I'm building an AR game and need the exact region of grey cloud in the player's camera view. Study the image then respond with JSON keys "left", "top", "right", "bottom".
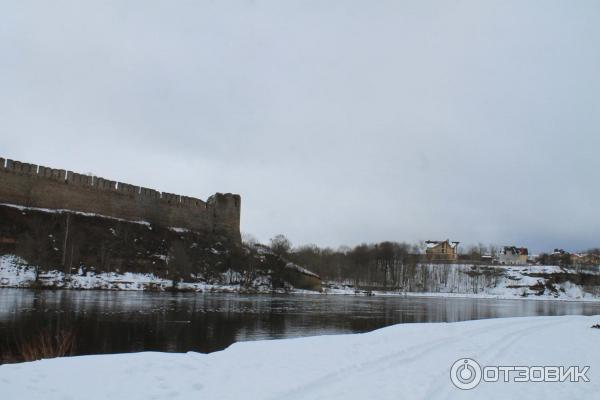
{"left": 1, "top": 1, "right": 599, "bottom": 252}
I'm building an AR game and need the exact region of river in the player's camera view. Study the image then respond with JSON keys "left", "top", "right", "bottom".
{"left": 1, "top": 289, "right": 600, "bottom": 363}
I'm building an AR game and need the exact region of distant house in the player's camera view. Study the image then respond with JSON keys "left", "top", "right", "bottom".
{"left": 570, "top": 253, "right": 581, "bottom": 265}
{"left": 570, "top": 253, "right": 600, "bottom": 266}
{"left": 425, "top": 240, "right": 459, "bottom": 261}
{"left": 480, "top": 254, "right": 494, "bottom": 263}
{"left": 537, "top": 249, "right": 572, "bottom": 266}
{"left": 498, "top": 246, "right": 528, "bottom": 265}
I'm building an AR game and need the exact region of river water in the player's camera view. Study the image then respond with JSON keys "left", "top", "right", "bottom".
{"left": 1, "top": 289, "right": 600, "bottom": 362}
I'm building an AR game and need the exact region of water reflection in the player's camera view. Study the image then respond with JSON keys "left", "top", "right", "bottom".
{"left": 1, "top": 289, "right": 599, "bottom": 363}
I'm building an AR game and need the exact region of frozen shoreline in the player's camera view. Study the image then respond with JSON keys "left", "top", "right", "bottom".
{"left": 2, "top": 315, "right": 599, "bottom": 400}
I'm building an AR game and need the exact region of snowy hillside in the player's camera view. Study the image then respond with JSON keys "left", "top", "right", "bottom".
{"left": 1, "top": 315, "right": 599, "bottom": 400}
{"left": 324, "top": 263, "right": 600, "bottom": 301}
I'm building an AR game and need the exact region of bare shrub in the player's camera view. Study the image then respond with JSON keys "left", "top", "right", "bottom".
{"left": 18, "top": 330, "right": 76, "bottom": 361}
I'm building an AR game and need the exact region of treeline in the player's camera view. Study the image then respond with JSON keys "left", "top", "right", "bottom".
{"left": 245, "top": 234, "right": 600, "bottom": 289}
{"left": 252, "top": 234, "right": 422, "bottom": 288}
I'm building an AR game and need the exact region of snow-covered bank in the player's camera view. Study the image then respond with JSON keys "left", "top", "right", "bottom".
{"left": 3, "top": 254, "right": 600, "bottom": 300}
{"left": 2, "top": 315, "right": 599, "bottom": 400}
{"left": 0, "top": 255, "right": 272, "bottom": 293}
{"left": 324, "top": 263, "right": 600, "bottom": 301}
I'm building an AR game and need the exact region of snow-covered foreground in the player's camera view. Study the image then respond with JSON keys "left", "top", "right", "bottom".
{"left": 2, "top": 315, "right": 599, "bottom": 400}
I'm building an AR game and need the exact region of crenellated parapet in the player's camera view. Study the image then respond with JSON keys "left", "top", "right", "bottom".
{"left": 0, "top": 157, "right": 240, "bottom": 241}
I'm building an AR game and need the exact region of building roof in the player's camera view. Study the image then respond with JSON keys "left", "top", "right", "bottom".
{"left": 502, "top": 246, "right": 528, "bottom": 256}
{"left": 425, "top": 240, "right": 459, "bottom": 249}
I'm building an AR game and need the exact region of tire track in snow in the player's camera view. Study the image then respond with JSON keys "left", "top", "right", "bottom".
{"left": 422, "top": 317, "right": 568, "bottom": 400}
{"left": 266, "top": 318, "right": 558, "bottom": 400}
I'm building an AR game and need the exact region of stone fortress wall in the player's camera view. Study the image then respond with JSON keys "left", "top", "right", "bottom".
{"left": 0, "top": 157, "right": 241, "bottom": 241}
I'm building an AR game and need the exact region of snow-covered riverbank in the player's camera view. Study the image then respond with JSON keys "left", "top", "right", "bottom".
{"left": 1, "top": 315, "right": 599, "bottom": 400}
{"left": 324, "top": 263, "right": 600, "bottom": 301}
{"left": 0, "top": 255, "right": 273, "bottom": 293}
{"left": 2, "top": 254, "right": 600, "bottom": 301}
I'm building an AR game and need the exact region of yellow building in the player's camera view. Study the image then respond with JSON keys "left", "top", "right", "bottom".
{"left": 425, "top": 240, "right": 459, "bottom": 261}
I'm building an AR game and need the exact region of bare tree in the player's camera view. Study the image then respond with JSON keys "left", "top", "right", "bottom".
{"left": 269, "top": 234, "right": 292, "bottom": 257}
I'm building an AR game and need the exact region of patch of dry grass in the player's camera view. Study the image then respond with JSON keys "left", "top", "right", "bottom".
{"left": 18, "top": 330, "right": 76, "bottom": 361}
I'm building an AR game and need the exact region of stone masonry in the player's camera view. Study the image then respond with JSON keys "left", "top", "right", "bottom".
{"left": 0, "top": 157, "right": 241, "bottom": 242}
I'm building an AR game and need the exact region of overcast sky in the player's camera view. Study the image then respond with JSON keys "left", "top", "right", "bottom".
{"left": 1, "top": 1, "right": 599, "bottom": 252}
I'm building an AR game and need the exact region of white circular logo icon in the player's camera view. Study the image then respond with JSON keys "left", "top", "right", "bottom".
{"left": 450, "top": 358, "right": 482, "bottom": 390}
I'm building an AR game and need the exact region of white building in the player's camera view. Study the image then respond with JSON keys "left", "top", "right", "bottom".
{"left": 497, "top": 246, "right": 528, "bottom": 265}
